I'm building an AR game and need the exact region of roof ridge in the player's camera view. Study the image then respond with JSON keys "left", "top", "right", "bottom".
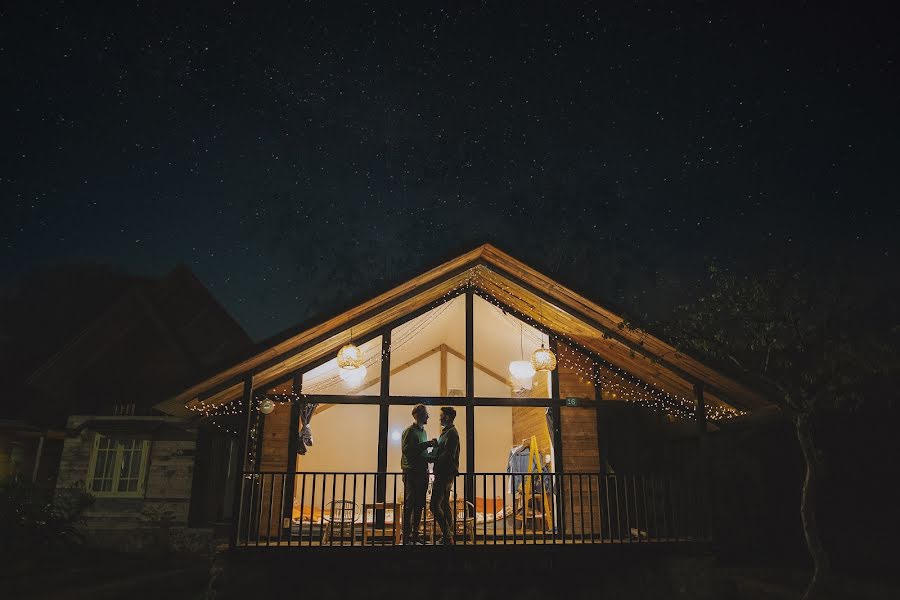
{"left": 158, "top": 243, "right": 770, "bottom": 416}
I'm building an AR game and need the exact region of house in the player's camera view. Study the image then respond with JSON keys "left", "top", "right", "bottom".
{"left": 25, "top": 265, "right": 252, "bottom": 550}
{"left": 148, "top": 244, "right": 773, "bottom": 548}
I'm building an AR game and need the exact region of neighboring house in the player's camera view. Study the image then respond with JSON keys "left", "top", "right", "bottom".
{"left": 0, "top": 419, "right": 66, "bottom": 485}
{"left": 154, "top": 244, "right": 776, "bottom": 549}
{"left": 27, "top": 265, "right": 252, "bottom": 550}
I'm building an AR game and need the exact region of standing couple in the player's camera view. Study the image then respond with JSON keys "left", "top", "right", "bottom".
{"left": 400, "top": 404, "right": 460, "bottom": 545}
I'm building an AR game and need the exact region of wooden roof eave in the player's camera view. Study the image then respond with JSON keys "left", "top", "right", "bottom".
{"left": 471, "top": 274, "right": 748, "bottom": 412}
{"left": 476, "top": 246, "right": 769, "bottom": 410}
{"left": 156, "top": 257, "right": 483, "bottom": 414}
{"left": 158, "top": 243, "right": 770, "bottom": 416}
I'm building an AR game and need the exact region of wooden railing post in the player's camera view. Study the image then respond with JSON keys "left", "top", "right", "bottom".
{"left": 230, "top": 375, "right": 254, "bottom": 548}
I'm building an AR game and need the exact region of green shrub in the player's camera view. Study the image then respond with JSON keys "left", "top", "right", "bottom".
{"left": 0, "top": 476, "right": 94, "bottom": 555}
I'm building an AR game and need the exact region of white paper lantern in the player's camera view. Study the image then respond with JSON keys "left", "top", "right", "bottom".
{"left": 259, "top": 399, "right": 275, "bottom": 415}
{"left": 509, "top": 360, "right": 537, "bottom": 380}
{"left": 339, "top": 364, "right": 367, "bottom": 388}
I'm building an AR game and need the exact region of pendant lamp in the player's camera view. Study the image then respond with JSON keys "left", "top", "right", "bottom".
{"left": 509, "top": 322, "right": 536, "bottom": 391}
{"left": 339, "top": 364, "right": 368, "bottom": 388}
{"left": 531, "top": 300, "right": 557, "bottom": 372}
{"left": 336, "top": 343, "right": 364, "bottom": 369}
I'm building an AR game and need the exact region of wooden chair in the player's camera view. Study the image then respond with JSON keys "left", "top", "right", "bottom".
{"left": 421, "top": 499, "right": 475, "bottom": 543}
{"left": 453, "top": 499, "right": 476, "bottom": 543}
{"left": 361, "top": 502, "right": 402, "bottom": 546}
{"left": 322, "top": 500, "right": 360, "bottom": 544}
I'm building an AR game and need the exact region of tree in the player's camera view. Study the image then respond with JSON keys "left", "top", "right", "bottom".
{"left": 662, "top": 263, "right": 898, "bottom": 600}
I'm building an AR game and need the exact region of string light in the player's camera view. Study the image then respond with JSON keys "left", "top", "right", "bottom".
{"left": 186, "top": 265, "right": 745, "bottom": 422}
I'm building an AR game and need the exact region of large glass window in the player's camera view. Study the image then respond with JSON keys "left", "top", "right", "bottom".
{"left": 473, "top": 406, "right": 554, "bottom": 530}
{"left": 301, "top": 335, "right": 383, "bottom": 396}
{"left": 387, "top": 403, "right": 467, "bottom": 499}
{"left": 473, "top": 295, "right": 551, "bottom": 398}
{"left": 88, "top": 436, "right": 150, "bottom": 496}
{"left": 292, "top": 404, "right": 380, "bottom": 520}
{"left": 389, "top": 296, "right": 466, "bottom": 397}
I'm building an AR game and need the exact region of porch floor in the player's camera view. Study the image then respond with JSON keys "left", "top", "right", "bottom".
{"left": 238, "top": 532, "right": 701, "bottom": 548}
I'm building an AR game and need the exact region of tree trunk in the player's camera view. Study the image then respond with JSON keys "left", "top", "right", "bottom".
{"left": 796, "top": 413, "right": 830, "bottom": 600}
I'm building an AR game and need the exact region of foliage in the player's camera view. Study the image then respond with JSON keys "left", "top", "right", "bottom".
{"left": 140, "top": 504, "right": 180, "bottom": 555}
{"left": 661, "top": 262, "right": 899, "bottom": 599}
{"left": 0, "top": 476, "right": 94, "bottom": 555}
{"left": 665, "top": 263, "right": 897, "bottom": 417}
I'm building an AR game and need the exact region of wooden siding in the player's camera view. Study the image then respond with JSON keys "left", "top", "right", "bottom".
{"left": 556, "top": 343, "right": 601, "bottom": 534}
{"left": 511, "top": 406, "right": 552, "bottom": 458}
{"left": 55, "top": 416, "right": 199, "bottom": 550}
{"left": 258, "top": 403, "right": 291, "bottom": 536}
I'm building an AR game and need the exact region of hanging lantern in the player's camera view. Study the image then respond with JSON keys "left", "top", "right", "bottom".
{"left": 336, "top": 343, "right": 364, "bottom": 369}
{"left": 531, "top": 344, "right": 557, "bottom": 372}
{"left": 259, "top": 399, "right": 276, "bottom": 415}
{"left": 531, "top": 301, "right": 557, "bottom": 372}
{"left": 339, "top": 364, "right": 368, "bottom": 388}
{"left": 509, "top": 360, "right": 536, "bottom": 380}
{"left": 509, "top": 360, "right": 535, "bottom": 392}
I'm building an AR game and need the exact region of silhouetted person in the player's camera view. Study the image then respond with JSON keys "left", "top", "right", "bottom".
{"left": 401, "top": 404, "right": 434, "bottom": 545}
{"left": 429, "top": 406, "right": 460, "bottom": 545}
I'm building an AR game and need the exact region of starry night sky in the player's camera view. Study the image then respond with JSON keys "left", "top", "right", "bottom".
{"left": 1, "top": 3, "right": 897, "bottom": 340}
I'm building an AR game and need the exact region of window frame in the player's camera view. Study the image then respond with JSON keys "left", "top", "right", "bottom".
{"left": 86, "top": 434, "right": 151, "bottom": 498}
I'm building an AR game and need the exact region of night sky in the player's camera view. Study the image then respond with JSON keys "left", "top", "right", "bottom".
{"left": 2, "top": 3, "right": 897, "bottom": 340}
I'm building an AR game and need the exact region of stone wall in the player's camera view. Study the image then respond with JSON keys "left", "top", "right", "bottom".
{"left": 56, "top": 415, "right": 211, "bottom": 552}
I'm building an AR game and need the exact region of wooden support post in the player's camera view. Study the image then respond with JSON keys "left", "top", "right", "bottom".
{"left": 230, "top": 375, "right": 254, "bottom": 548}
{"left": 284, "top": 373, "right": 301, "bottom": 519}
{"left": 549, "top": 335, "right": 565, "bottom": 536}
{"left": 549, "top": 336, "right": 563, "bottom": 472}
{"left": 694, "top": 382, "right": 711, "bottom": 539}
{"left": 694, "top": 382, "right": 707, "bottom": 436}
{"left": 465, "top": 289, "right": 475, "bottom": 506}
{"left": 593, "top": 364, "right": 607, "bottom": 474}
{"left": 376, "top": 333, "right": 391, "bottom": 505}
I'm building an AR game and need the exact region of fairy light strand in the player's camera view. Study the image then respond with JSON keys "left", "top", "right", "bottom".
{"left": 189, "top": 266, "right": 744, "bottom": 422}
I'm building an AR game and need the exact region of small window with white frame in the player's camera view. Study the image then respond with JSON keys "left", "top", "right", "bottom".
{"left": 88, "top": 435, "right": 150, "bottom": 497}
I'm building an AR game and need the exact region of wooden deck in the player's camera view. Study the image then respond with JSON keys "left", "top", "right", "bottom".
{"left": 237, "top": 537, "right": 699, "bottom": 548}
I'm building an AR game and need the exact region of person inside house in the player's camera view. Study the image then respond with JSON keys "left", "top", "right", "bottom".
{"left": 428, "top": 406, "right": 460, "bottom": 546}
{"left": 401, "top": 403, "right": 434, "bottom": 545}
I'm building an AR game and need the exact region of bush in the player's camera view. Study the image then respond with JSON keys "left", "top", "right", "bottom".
{"left": 0, "top": 476, "right": 94, "bottom": 555}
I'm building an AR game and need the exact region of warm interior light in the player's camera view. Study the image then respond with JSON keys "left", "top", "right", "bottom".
{"left": 259, "top": 399, "right": 275, "bottom": 415}
{"left": 531, "top": 345, "right": 557, "bottom": 372}
{"left": 336, "top": 343, "right": 364, "bottom": 369}
{"left": 509, "top": 360, "right": 536, "bottom": 380}
{"left": 339, "top": 364, "right": 367, "bottom": 388}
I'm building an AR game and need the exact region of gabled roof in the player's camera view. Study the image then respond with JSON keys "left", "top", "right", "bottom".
{"left": 27, "top": 265, "right": 252, "bottom": 420}
{"left": 156, "top": 244, "right": 770, "bottom": 416}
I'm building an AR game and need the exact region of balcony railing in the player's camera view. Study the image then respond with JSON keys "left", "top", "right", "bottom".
{"left": 235, "top": 471, "right": 709, "bottom": 548}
